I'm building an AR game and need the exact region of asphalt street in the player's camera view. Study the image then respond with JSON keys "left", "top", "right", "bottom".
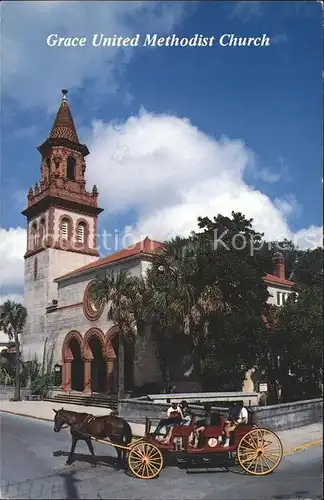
{"left": 1, "top": 413, "right": 323, "bottom": 499}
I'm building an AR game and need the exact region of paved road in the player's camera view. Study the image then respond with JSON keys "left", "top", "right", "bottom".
{"left": 1, "top": 413, "right": 322, "bottom": 499}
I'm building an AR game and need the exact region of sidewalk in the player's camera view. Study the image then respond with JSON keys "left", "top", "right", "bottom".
{"left": 0, "top": 399, "right": 149, "bottom": 437}
{"left": 0, "top": 399, "right": 322, "bottom": 455}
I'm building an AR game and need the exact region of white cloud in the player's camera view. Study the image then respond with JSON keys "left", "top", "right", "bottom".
{"left": 2, "top": 1, "right": 188, "bottom": 111}
{"left": 0, "top": 294, "right": 24, "bottom": 306}
{"left": 0, "top": 227, "right": 26, "bottom": 292}
{"left": 274, "top": 194, "right": 302, "bottom": 219}
{"left": 0, "top": 113, "right": 322, "bottom": 296}
{"left": 294, "top": 225, "right": 323, "bottom": 250}
{"left": 86, "top": 110, "right": 322, "bottom": 247}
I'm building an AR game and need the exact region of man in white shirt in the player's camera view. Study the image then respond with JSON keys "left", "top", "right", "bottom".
{"left": 167, "top": 402, "right": 180, "bottom": 417}
{"left": 223, "top": 404, "right": 248, "bottom": 448}
{"left": 153, "top": 402, "right": 181, "bottom": 437}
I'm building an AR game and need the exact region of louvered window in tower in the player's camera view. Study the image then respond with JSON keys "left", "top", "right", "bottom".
{"left": 77, "top": 223, "right": 85, "bottom": 243}
{"left": 61, "top": 220, "right": 68, "bottom": 241}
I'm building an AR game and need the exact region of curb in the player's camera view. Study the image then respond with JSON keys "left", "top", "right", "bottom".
{"left": 0, "top": 409, "right": 53, "bottom": 424}
{"left": 0, "top": 409, "right": 144, "bottom": 439}
{"left": 1, "top": 410, "right": 322, "bottom": 455}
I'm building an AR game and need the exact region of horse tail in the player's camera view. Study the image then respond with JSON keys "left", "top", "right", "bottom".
{"left": 123, "top": 420, "right": 133, "bottom": 445}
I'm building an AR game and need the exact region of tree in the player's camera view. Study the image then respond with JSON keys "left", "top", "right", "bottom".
{"left": 0, "top": 300, "right": 27, "bottom": 401}
{"left": 90, "top": 271, "right": 145, "bottom": 400}
{"left": 275, "top": 286, "right": 323, "bottom": 401}
{"left": 146, "top": 212, "right": 271, "bottom": 390}
{"left": 145, "top": 238, "right": 227, "bottom": 385}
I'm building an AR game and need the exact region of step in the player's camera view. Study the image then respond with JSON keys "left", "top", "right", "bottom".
{"left": 44, "top": 393, "right": 118, "bottom": 410}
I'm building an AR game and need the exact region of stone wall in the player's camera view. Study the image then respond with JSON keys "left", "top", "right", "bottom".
{"left": 118, "top": 399, "right": 206, "bottom": 424}
{"left": 118, "top": 397, "right": 323, "bottom": 430}
{"left": 0, "top": 385, "right": 31, "bottom": 401}
{"left": 252, "top": 398, "right": 323, "bottom": 431}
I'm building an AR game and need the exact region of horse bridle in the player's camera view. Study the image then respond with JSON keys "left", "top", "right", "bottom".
{"left": 56, "top": 411, "right": 95, "bottom": 429}
{"left": 56, "top": 411, "right": 69, "bottom": 429}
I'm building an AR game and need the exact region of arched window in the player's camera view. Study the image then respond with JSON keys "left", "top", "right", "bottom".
{"left": 31, "top": 223, "right": 37, "bottom": 249}
{"left": 34, "top": 257, "right": 38, "bottom": 280}
{"left": 61, "top": 219, "right": 69, "bottom": 241}
{"left": 77, "top": 222, "right": 86, "bottom": 244}
{"left": 67, "top": 156, "right": 76, "bottom": 180}
{"left": 39, "top": 218, "right": 46, "bottom": 246}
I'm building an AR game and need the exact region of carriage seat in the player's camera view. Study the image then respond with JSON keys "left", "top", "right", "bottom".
{"left": 171, "top": 414, "right": 196, "bottom": 438}
{"left": 201, "top": 424, "right": 224, "bottom": 439}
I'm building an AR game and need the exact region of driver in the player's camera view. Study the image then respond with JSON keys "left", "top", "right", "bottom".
{"left": 191, "top": 403, "right": 212, "bottom": 448}
{"left": 223, "top": 403, "right": 248, "bottom": 448}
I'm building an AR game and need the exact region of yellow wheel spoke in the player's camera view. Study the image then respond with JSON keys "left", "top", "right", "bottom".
{"left": 245, "top": 435, "right": 258, "bottom": 449}
{"left": 241, "top": 453, "right": 258, "bottom": 464}
{"left": 128, "top": 443, "right": 163, "bottom": 479}
{"left": 262, "top": 452, "right": 279, "bottom": 465}
{"left": 131, "top": 451, "right": 144, "bottom": 460}
{"left": 147, "top": 462, "right": 157, "bottom": 475}
{"left": 239, "top": 444, "right": 255, "bottom": 452}
{"left": 246, "top": 458, "right": 257, "bottom": 471}
{"left": 260, "top": 454, "right": 272, "bottom": 471}
{"left": 237, "top": 428, "right": 283, "bottom": 476}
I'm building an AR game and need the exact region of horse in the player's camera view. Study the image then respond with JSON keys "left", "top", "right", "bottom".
{"left": 53, "top": 408, "right": 132, "bottom": 469}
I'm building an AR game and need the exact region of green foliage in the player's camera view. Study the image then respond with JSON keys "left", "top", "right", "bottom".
{"left": 90, "top": 270, "right": 146, "bottom": 399}
{"left": 22, "top": 356, "right": 41, "bottom": 384}
{"left": 84, "top": 211, "right": 322, "bottom": 400}
{"left": 0, "top": 300, "right": 27, "bottom": 342}
{"left": 0, "top": 367, "right": 14, "bottom": 385}
{"left": 146, "top": 211, "right": 270, "bottom": 389}
{"left": 0, "top": 300, "right": 27, "bottom": 401}
{"left": 31, "top": 372, "right": 55, "bottom": 396}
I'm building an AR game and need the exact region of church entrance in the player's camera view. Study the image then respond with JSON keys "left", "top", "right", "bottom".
{"left": 111, "top": 336, "right": 133, "bottom": 392}
{"left": 70, "top": 338, "right": 84, "bottom": 391}
{"left": 89, "top": 337, "right": 107, "bottom": 393}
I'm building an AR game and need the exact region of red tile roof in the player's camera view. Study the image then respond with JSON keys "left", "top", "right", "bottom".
{"left": 56, "top": 237, "right": 164, "bottom": 281}
{"left": 56, "top": 237, "right": 295, "bottom": 289}
{"left": 263, "top": 273, "right": 295, "bottom": 288}
{"left": 49, "top": 93, "right": 79, "bottom": 143}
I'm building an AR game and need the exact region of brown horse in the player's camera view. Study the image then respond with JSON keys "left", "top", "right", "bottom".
{"left": 53, "top": 408, "right": 132, "bottom": 468}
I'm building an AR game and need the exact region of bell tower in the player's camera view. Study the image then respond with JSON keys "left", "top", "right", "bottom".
{"left": 21, "top": 90, "right": 103, "bottom": 361}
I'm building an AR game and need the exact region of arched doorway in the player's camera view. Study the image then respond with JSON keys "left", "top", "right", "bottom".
{"left": 89, "top": 336, "right": 107, "bottom": 393}
{"left": 111, "top": 335, "right": 134, "bottom": 392}
{"left": 62, "top": 331, "right": 84, "bottom": 392}
{"left": 70, "top": 338, "right": 84, "bottom": 391}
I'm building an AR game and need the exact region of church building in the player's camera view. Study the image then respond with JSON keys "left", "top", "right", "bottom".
{"left": 21, "top": 90, "right": 295, "bottom": 395}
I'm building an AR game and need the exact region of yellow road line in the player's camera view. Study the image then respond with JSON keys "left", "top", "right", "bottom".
{"left": 284, "top": 438, "right": 323, "bottom": 456}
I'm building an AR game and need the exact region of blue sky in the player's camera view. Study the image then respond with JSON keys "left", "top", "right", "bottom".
{"left": 1, "top": 0, "right": 323, "bottom": 301}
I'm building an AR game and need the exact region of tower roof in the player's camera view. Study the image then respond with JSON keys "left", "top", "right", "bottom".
{"left": 38, "top": 89, "right": 89, "bottom": 156}
{"left": 49, "top": 89, "right": 79, "bottom": 143}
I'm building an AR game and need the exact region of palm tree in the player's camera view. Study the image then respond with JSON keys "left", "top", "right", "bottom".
{"left": 146, "top": 239, "right": 228, "bottom": 378}
{"left": 0, "top": 300, "right": 27, "bottom": 401}
{"left": 91, "top": 271, "right": 144, "bottom": 400}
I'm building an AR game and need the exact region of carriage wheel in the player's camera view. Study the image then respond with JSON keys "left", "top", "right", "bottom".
{"left": 128, "top": 442, "right": 163, "bottom": 479}
{"left": 237, "top": 428, "right": 283, "bottom": 476}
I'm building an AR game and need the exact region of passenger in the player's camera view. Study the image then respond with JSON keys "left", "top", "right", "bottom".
{"left": 152, "top": 402, "right": 181, "bottom": 438}
{"left": 191, "top": 403, "right": 212, "bottom": 448}
{"left": 222, "top": 403, "right": 248, "bottom": 448}
{"left": 161, "top": 400, "right": 192, "bottom": 445}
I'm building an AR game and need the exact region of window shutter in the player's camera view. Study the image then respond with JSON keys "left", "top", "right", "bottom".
{"left": 61, "top": 220, "right": 68, "bottom": 240}
{"left": 77, "top": 224, "right": 84, "bottom": 243}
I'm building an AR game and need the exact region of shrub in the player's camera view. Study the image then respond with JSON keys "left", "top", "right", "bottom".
{"left": 31, "top": 372, "right": 55, "bottom": 397}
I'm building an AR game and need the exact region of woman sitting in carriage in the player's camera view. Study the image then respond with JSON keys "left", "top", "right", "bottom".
{"left": 152, "top": 402, "right": 182, "bottom": 439}
{"left": 159, "top": 400, "right": 192, "bottom": 445}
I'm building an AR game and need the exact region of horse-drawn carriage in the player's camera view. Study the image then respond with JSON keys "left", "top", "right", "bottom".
{"left": 127, "top": 413, "right": 283, "bottom": 479}
{"left": 53, "top": 407, "right": 283, "bottom": 480}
